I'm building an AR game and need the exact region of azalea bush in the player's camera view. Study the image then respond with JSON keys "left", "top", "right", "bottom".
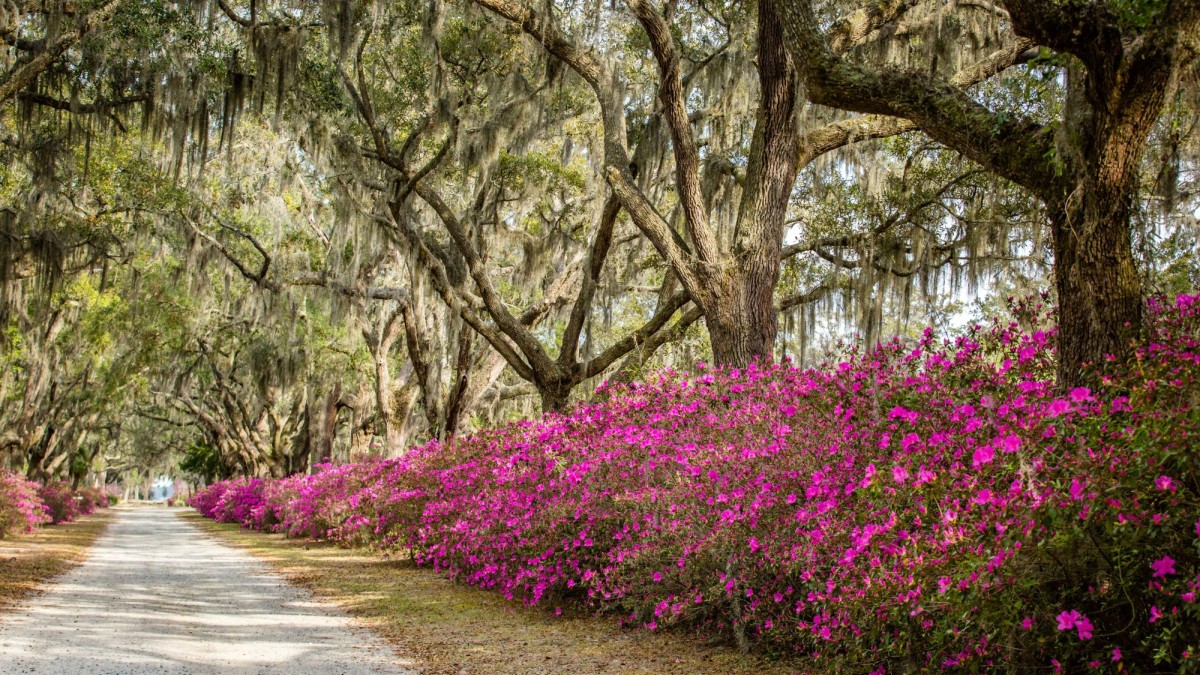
{"left": 38, "top": 481, "right": 81, "bottom": 524}
{"left": 262, "top": 463, "right": 383, "bottom": 540}
{"left": 75, "top": 486, "right": 110, "bottom": 515}
{"left": 188, "top": 478, "right": 229, "bottom": 517}
{"left": 192, "top": 293, "right": 1200, "bottom": 671}
{"left": 191, "top": 477, "right": 271, "bottom": 528}
{"left": 0, "top": 471, "right": 51, "bottom": 537}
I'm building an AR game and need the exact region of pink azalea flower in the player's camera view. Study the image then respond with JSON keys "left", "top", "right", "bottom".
{"left": 1151, "top": 555, "right": 1176, "bottom": 578}
{"left": 1069, "top": 477, "right": 1084, "bottom": 501}
{"left": 972, "top": 445, "right": 995, "bottom": 467}
{"left": 1055, "top": 610, "right": 1094, "bottom": 640}
{"left": 1112, "top": 648, "right": 1121, "bottom": 662}
{"left": 1155, "top": 475, "right": 1176, "bottom": 492}
{"left": 1047, "top": 399, "right": 1071, "bottom": 417}
{"left": 1075, "top": 616, "right": 1093, "bottom": 640}
{"left": 1000, "top": 434, "right": 1021, "bottom": 453}
{"left": 1150, "top": 605, "right": 1163, "bottom": 623}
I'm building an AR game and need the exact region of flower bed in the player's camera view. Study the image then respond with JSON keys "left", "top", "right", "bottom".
{"left": 192, "top": 294, "right": 1200, "bottom": 671}
{"left": 2, "top": 475, "right": 111, "bottom": 535}
{"left": 0, "top": 471, "right": 51, "bottom": 537}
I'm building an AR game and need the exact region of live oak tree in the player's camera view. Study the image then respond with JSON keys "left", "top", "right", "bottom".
{"left": 3, "top": 0, "right": 1199, "bottom": 482}
{"left": 322, "top": 3, "right": 707, "bottom": 411}
{"left": 462, "top": 0, "right": 1042, "bottom": 368}
{"left": 777, "top": 0, "right": 1200, "bottom": 385}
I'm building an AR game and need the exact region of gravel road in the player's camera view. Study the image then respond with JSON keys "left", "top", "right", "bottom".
{"left": 0, "top": 507, "right": 416, "bottom": 674}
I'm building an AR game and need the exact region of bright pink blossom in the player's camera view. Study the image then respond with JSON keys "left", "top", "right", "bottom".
{"left": 971, "top": 445, "right": 995, "bottom": 467}
{"left": 1151, "top": 556, "right": 1175, "bottom": 578}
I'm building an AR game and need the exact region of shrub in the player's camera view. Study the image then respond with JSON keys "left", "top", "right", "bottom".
{"left": 194, "top": 293, "right": 1200, "bottom": 671}
{"left": 0, "top": 471, "right": 50, "bottom": 538}
{"left": 188, "top": 480, "right": 230, "bottom": 518}
{"left": 37, "top": 482, "right": 80, "bottom": 524}
{"left": 190, "top": 477, "right": 271, "bottom": 529}
{"left": 75, "top": 486, "right": 109, "bottom": 514}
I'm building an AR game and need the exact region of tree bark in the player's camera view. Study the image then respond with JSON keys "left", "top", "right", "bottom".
{"left": 706, "top": 286, "right": 777, "bottom": 367}
{"left": 1049, "top": 199, "right": 1142, "bottom": 385}
{"left": 710, "top": 0, "right": 798, "bottom": 367}
{"left": 538, "top": 381, "right": 573, "bottom": 413}
{"left": 1047, "top": 54, "right": 1158, "bottom": 384}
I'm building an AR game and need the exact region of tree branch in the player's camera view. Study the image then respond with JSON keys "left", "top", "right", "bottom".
{"left": 627, "top": 0, "right": 719, "bottom": 263}
{"left": 468, "top": 0, "right": 706, "bottom": 299}
{"left": 1001, "top": 0, "right": 1119, "bottom": 70}
{"left": 559, "top": 195, "right": 619, "bottom": 368}
{"left": 0, "top": 0, "right": 123, "bottom": 104}
{"left": 584, "top": 290, "right": 692, "bottom": 377}
{"left": 183, "top": 212, "right": 281, "bottom": 292}
{"left": 778, "top": 0, "right": 1058, "bottom": 197}
{"left": 16, "top": 91, "right": 149, "bottom": 114}
{"left": 292, "top": 274, "right": 412, "bottom": 304}
{"left": 409, "top": 181, "right": 560, "bottom": 378}
{"left": 778, "top": 277, "right": 841, "bottom": 311}
{"left": 383, "top": 201, "right": 536, "bottom": 383}
{"left": 827, "top": 0, "right": 922, "bottom": 53}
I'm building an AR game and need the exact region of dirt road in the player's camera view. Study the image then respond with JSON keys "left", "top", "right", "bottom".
{"left": 0, "top": 507, "right": 415, "bottom": 674}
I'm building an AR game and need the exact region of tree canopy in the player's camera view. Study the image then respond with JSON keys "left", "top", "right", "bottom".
{"left": 1, "top": 0, "right": 1197, "bottom": 481}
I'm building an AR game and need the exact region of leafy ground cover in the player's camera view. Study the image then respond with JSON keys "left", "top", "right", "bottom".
{"left": 0, "top": 509, "right": 114, "bottom": 610}
{"left": 193, "top": 294, "right": 1200, "bottom": 672}
{"left": 188, "top": 511, "right": 784, "bottom": 674}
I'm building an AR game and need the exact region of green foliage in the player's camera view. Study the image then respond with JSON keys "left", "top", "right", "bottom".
{"left": 1109, "top": 0, "right": 1170, "bottom": 29}
{"left": 180, "top": 444, "right": 225, "bottom": 484}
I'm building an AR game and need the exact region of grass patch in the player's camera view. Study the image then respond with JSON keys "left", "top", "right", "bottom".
{"left": 0, "top": 509, "right": 115, "bottom": 610}
{"left": 184, "top": 511, "right": 792, "bottom": 675}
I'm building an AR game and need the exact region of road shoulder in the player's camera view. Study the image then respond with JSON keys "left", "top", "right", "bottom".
{"left": 0, "top": 508, "right": 115, "bottom": 612}
{"left": 185, "top": 511, "right": 791, "bottom": 675}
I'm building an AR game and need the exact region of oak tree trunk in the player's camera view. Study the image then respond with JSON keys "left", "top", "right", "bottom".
{"left": 1049, "top": 174, "right": 1143, "bottom": 387}
{"left": 706, "top": 272, "right": 779, "bottom": 368}
{"left": 1049, "top": 56, "right": 1161, "bottom": 386}
{"left": 1051, "top": 210, "right": 1142, "bottom": 387}
{"left": 705, "top": 0, "right": 797, "bottom": 369}
{"left": 539, "top": 381, "right": 572, "bottom": 414}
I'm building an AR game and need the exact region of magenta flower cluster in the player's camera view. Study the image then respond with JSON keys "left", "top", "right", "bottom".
{"left": 36, "top": 482, "right": 109, "bottom": 524}
{"left": 192, "top": 294, "right": 1200, "bottom": 671}
{"left": 0, "top": 471, "right": 51, "bottom": 537}
{"left": 0, "top": 473, "right": 109, "bottom": 537}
